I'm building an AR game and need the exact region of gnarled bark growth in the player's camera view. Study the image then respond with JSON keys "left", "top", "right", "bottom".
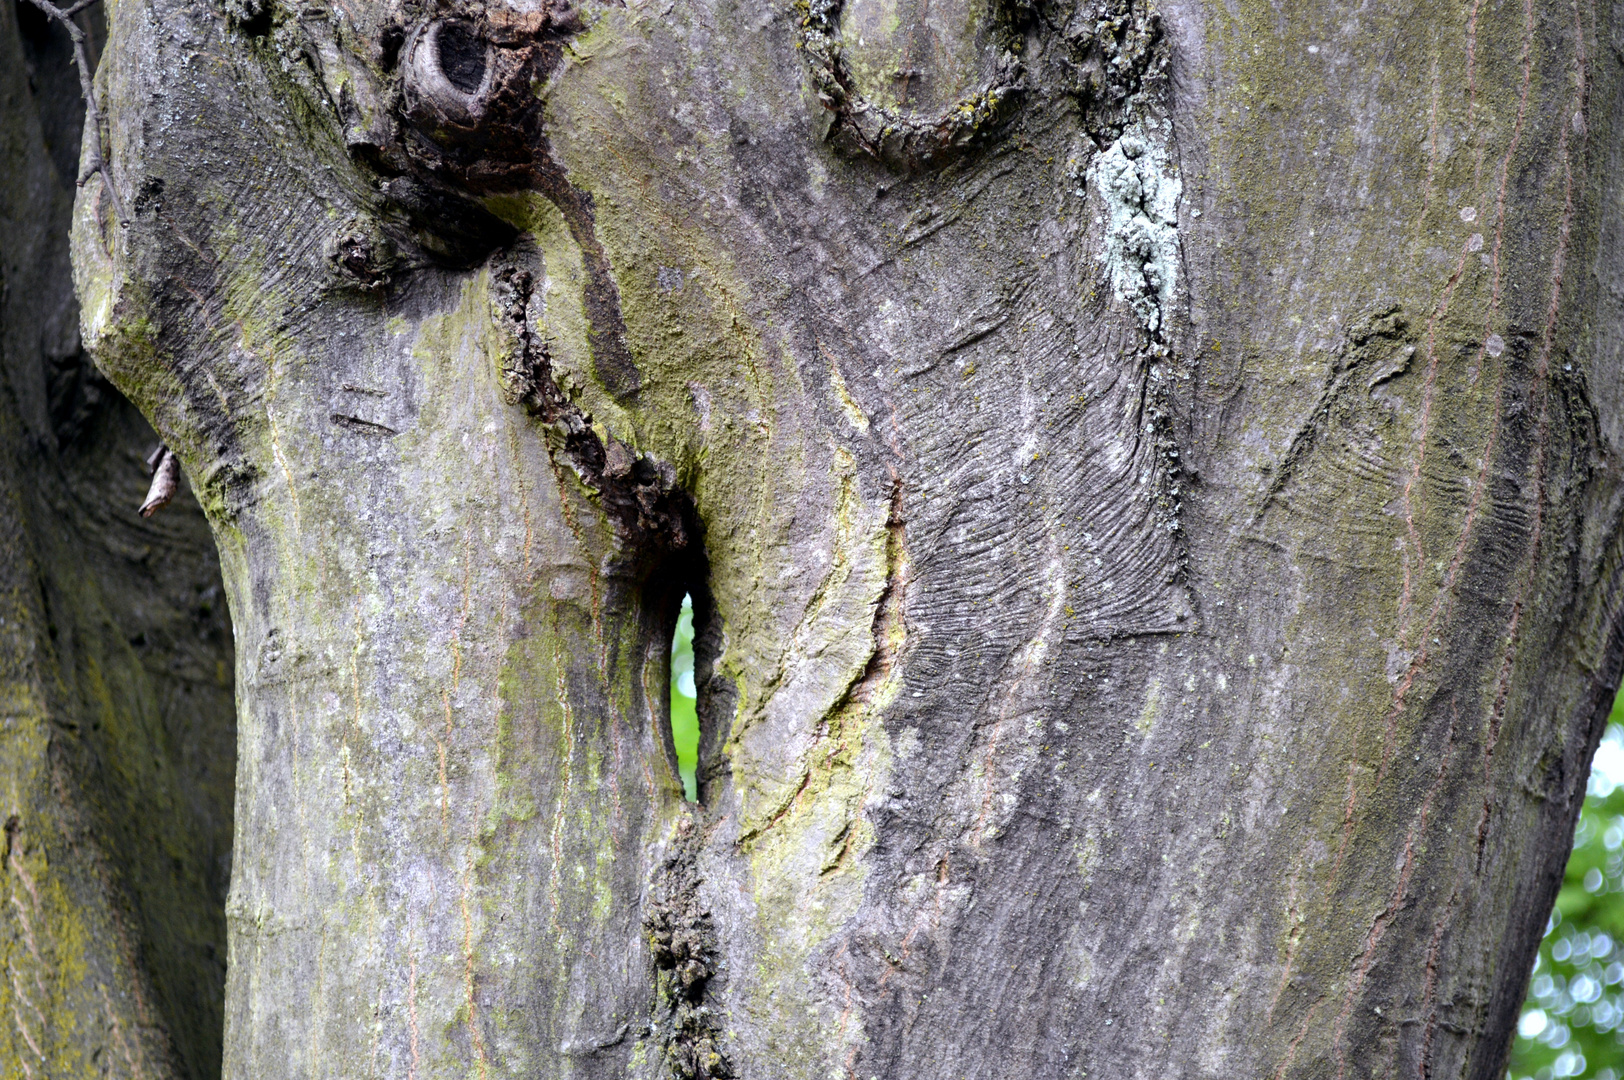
{"left": 37, "top": 0, "right": 1624, "bottom": 1075}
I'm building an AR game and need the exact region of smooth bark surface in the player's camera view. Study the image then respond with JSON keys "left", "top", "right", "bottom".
{"left": 1, "top": 3, "right": 235, "bottom": 1076}
{"left": 47, "top": 0, "right": 1624, "bottom": 1075}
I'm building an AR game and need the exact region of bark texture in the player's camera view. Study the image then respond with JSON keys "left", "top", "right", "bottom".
{"left": 1, "top": 3, "right": 235, "bottom": 1077}
{"left": 63, "top": 0, "right": 1624, "bottom": 1075}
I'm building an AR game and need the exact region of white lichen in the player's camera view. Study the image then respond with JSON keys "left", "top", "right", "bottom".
{"left": 1086, "top": 119, "right": 1181, "bottom": 335}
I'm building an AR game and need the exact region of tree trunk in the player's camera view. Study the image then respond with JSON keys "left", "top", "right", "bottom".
{"left": 50, "top": 0, "right": 1624, "bottom": 1074}
{"left": 1, "top": 3, "right": 235, "bottom": 1076}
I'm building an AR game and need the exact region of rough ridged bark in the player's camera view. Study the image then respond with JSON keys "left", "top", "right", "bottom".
{"left": 1, "top": 3, "right": 235, "bottom": 1076}
{"left": 47, "top": 0, "right": 1624, "bottom": 1075}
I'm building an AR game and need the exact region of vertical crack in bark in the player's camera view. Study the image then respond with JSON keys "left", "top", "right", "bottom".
{"left": 457, "top": 853, "right": 491, "bottom": 1080}
{"left": 1271, "top": 999, "right": 1326, "bottom": 1080}
{"left": 735, "top": 477, "right": 908, "bottom": 847}
{"left": 644, "top": 819, "right": 733, "bottom": 1080}
{"left": 492, "top": 261, "right": 696, "bottom": 556}
{"left": 1470, "top": 96, "right": 1580, "bottom": 881}
{"left": 1062, "top": 0, "right": 1168, "bottom": 147}
{"left": 858, "top": 479, "right": 910, "bottom": 711}
{"left": 1416, "top": 886, "right": 1463, "bottom": 1080}
{"left": 1072, "top": 0, "right": 1188, "bottom": 589}
{"left": 495, "top": 253, "right": 714, "bottom": 802}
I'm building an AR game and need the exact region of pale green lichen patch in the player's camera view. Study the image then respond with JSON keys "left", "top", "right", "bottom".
{"left": 1136, "top": 676, "right": 1161, "bottom": 737}
{"left": 1087, "top": 118, "right": 1181, "bottom": 335}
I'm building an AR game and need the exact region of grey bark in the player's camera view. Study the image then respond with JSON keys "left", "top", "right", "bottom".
{"left": 26, "top": 0, "right": 1624, "bottom": 1076}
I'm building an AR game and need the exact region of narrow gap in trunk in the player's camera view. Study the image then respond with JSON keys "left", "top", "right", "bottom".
{"left": 670, "top": 592, "right": 699, "bottom": 801}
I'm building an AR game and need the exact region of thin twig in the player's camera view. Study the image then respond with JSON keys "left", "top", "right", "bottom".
{"left": 23, "top": 0, "right": 127, "bottom": 226}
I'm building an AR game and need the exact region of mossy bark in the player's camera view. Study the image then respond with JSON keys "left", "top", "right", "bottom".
{"left": 1, "top": 3, "right": 235, "bottom": 1077}
{"left": 55, "top": 0, "right": 1624, "bottom": 1075}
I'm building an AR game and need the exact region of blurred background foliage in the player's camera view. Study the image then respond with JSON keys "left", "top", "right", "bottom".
{"left": 670, "top": 599, "right": 1624, "bottom": 1072}
{"left": 1511, "top": 691, "right": 1624, "bottom": 1080}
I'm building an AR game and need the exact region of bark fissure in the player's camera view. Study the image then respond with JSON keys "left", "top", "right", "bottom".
{"left": 735, "top": 476, "right": 907, "bottom": 848}
{"left": 494, "top": 259, "right": 696, "bottom": 556}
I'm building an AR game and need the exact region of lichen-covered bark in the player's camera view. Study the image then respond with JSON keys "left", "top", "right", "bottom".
{"left": 64, "top": 0, "right": 1624, "bottom": 1076}
{"left": 1, "top": 4, "right": 235, "bottom": 1077}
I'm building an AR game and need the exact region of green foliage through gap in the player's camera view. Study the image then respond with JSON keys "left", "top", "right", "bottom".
{"left": 1509, "top": 690, "right": 1624, "bottom": 1080}
{"left": 671, "top": 594, "right": 699, "bottom": 801}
